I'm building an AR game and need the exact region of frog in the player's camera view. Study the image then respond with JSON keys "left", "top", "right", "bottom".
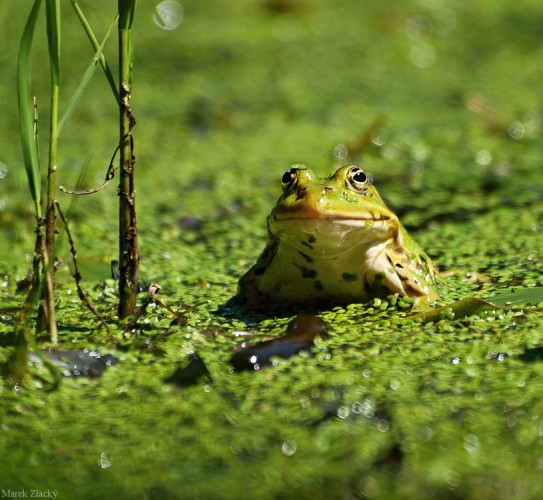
{"left": 237, "top": 165, "right": 439, "bottom": 309}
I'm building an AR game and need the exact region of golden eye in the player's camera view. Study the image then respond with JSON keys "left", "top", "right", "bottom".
{"left": 346, "top": 166, "right": 370, "bottom": 194}
{"left": 281, "top": 168, "right": 298, "bottom": 192}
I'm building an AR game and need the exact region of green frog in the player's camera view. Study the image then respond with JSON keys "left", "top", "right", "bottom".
{"left": 237, "top": 165, "right": 439, "bottom": 308}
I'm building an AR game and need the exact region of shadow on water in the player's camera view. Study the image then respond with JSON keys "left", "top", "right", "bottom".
{"left": 519, "top": 346, "right": 543, "bottom": 362}
{"left": 217, "top": 294, "right": 349, "bottom": 323}
{"left": 165, "top": 353, "right": 212, "bottom": 388}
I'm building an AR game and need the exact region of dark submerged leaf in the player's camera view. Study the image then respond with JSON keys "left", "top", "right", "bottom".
{"left": 230, "top": 314, "right": 329, "bottom": 371}
{"left": 30, "top": 348, "right": 117, "bottom": 378}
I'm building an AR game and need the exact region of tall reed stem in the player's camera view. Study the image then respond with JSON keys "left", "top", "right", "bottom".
{"left": 37, "top": 0, "right": 61, "bottom": 342}
{"left": 118, "top": 0, "right": 138, "bottom": 319}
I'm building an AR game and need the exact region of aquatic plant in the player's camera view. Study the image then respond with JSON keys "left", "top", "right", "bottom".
{"left": 17, "top": 0, "right": 61, "bottom": 341}
{"left": 16, "top": 0, "right": 140, "bottom": 342}
{"left": 117, "top": 0, "right": 139, "bottom": 319}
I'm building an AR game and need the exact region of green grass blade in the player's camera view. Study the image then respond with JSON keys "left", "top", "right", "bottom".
{"left": 58, "top": 18, "right": 117, "bottom": 135}
{"left": 119, "top": 0, "right": 136, "bottom": 29}
{"left": 17, "top": 0, "right": 43, "bottom": 217}
{"left": 70, "top": 1, "right": 119, "bottom": 101}
{"left": 45, "top": 0, "right": 60, "bottom": 86}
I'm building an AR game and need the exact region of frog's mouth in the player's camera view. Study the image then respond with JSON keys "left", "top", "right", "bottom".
{"left": 270, "top": 215, "right": 397, "bottom": 258}
{"left": 271, "top": 208, "right": 394, "bottom": 228}
{"left": 271, "top": 203, "right": 394, "bottom": 225}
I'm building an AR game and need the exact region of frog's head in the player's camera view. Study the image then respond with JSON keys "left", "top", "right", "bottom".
{"left": 269, "top": 165, "right": 400, "bottom": 257}
{"left": 272, "top": 164, "right": 392, "bottom": 219}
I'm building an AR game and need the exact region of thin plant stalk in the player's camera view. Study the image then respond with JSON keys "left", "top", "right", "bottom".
{"left": 38, "top": 0, "right": 61, "bottom": 341}
{"left": 41, "top": 83, "right": 59, "bottom": 341}
{"left": 118, "top": 0, "right": 138, "bottom": 319}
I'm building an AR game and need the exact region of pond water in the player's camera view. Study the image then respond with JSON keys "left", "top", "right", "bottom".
{"left": 1, "top": 0, "right": 543, "bottom": 497}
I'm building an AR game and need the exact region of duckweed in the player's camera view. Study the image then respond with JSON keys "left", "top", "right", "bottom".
{"left": 1, "top": 0, "right": 543, "bottom": 497}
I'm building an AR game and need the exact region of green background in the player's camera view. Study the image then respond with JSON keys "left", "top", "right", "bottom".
{"left": 1, "top": 0, "right": 543, "bottom": 498}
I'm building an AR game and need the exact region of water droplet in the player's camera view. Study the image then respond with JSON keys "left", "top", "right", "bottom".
{"left": 371, "top": 129, "right": 387, "bottom": 146}
{"left": 333, "top": 144, "right": 349, "bottom": 161}
{"left": 351, "top": 402, "right": 363, "bottom": 414}
{"left": 524, "top": 111, "right": 541, "bottom": 136}
{"left": 98, "top": 452, "right": 111, "bottom": 468}
{"left": 361, "top": 398, "right": 375, "bottom": 418}
{"left": 337, "top": 406, "right": 349, "bottom": 419}
{"left": 475, "top": 149, "right": 491, "bottom": 166}
{"left": 405, "top": 15, "right": 433, "bottom": 40}
{"left": 281, "top": 440, "right": 297, "bottom": 456}
{"left": 507, "top": 121, "right": 525, "bottom": 139}
{"left": 232, "top": 330, "right": 253, "bottom": 338}
{"left": 409, "top": 42, "right": 436, "bottom": 68}
{"left": 493, "top": 161, "right": 510, "bottom": 177}
{"left": 0, "top": 162, "right": 7, "bottom": 179}
{"left": 420, "top": 425, "right": 433, "bottom": 441}
{"left": 412, "top": 142, "right": 429, "bottom": 161}
{"left": 446, "top": 470, "right": 460, "bottom": 488}
{"left": 153, "top": 1, "right": 183, "bottom": 31}
{"left": 463, "top": 434, "right": 480, "bottom": 454}
{"left": 377, "top": 419, "right": 390, "bottom": 432}
{"left": 389, "top": 379, "right": 401, "bottom": 390}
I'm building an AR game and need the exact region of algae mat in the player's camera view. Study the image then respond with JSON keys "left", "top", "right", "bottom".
{"left": 1, "top": 0, "right": 543, "bottom": 498}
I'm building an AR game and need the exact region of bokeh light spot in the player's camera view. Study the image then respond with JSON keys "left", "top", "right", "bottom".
{"left": 153, "top": 1, "right": 183, "bottom": 31}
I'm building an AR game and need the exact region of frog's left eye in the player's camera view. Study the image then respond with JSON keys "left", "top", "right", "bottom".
{"left": 281, "top": 169, "right": 298, "bottom": 192}
{"left": 346, "top": 166, "right": 370, "bottom": 194}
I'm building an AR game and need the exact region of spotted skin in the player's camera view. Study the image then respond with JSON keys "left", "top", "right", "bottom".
{"left": 237, "top": 165, "right": 439, "bottom": 308}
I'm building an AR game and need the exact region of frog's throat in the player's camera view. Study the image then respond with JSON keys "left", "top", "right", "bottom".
{"left": 270, "top": 207, "right": 397, "bottom": 231}
{"left": 268, "top": 217, "right": 401, "bottom": 260}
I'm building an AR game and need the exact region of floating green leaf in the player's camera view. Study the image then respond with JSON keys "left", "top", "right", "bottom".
{"left": 483, "top": 287, "right": 543, "bottom": 307}
{"left": 406, "top": 297, "right": 508, "bottom": 323}
{"left": 406, "top": 287, "right": 543, "bottom": 323}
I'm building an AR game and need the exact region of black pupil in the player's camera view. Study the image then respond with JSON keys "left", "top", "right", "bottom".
{"left": 282, "top": 171, "right": 294, "bottom": 184}
{"left": 352, "top": 170, "right": 367, "bottom": 183}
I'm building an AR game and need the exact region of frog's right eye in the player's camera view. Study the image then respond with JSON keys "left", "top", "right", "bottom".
{"left": 281, "top": 169, "right": 298, "bottom": 192}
